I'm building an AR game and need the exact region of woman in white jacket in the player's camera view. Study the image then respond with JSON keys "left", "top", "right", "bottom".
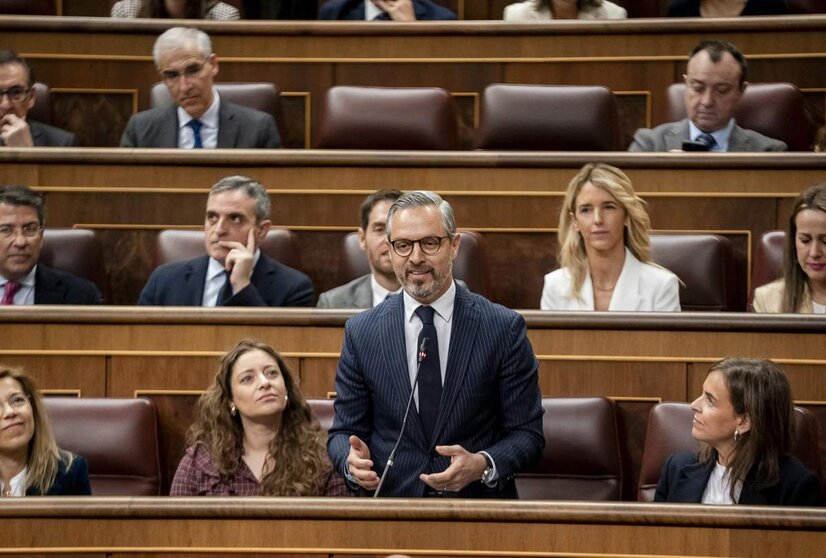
{"left": 540, "top": 163, "right": 680, "bottom": 311}
{"left": 504, "top": 0, "right": 627, "bottom": 20}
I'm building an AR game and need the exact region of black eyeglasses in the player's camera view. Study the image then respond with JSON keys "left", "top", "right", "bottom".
{"left": 160, "top": 61, "right": 208, "bottom": 83}
{"left": 0, "top": 223, "right": 42, "bottom": 240}
{"left": 389, "top": 236, "right": 447, "bottom": 257}
{"left": 0, "top": 86, "right": 30, "bottom": 103}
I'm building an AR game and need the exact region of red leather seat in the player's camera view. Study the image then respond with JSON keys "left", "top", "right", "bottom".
{"left": 752, "top": 230, "right": 785, "bottom": 298}
{"left": 475, "top": 84, "right": 620, "bottom": 151}
{"left": 316, "top": 86, "right": 459, "bottom": 149}
{"left": 666, "top": 82, "right": 814, "bottom": 151}
{"left": 44, "top": 397, "right": 162, "bottom": 496}
{"left": 335, "top": 230, "right": 490, "bottom": 298}
{"left": 650, "top": 233, "right": 738, "bottom": 312}
{"left": 517, "top": 397, "right": 623, "bottom": 500}
{"left": 637, "top": 401, "right": 822, "bottom": 501}
{"left": 40, "top": 228, "right": 110, "bottom": 302}
{"left": 308, "top": 398, "right": 335, "bottom": 433}
{"left": 154, "top": 229, "right": 302, "bottom": 271}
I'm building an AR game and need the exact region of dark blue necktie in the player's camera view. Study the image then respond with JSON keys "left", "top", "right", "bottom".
{"left": 217, "top": 272, "right": 233, "bottom": 305}
{"left": 696, "top": 132, "right": 717, "bottom": 151}
{"left": 187, "top": 119, "right": 203, "bottom": 148}
{"left": 415, "top": 305, "right": 442, "bottom": 442}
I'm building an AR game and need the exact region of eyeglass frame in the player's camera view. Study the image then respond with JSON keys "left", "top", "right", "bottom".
{"left": 0, "top": 223, "right": 43, "bottom": 240}
{"left": 159, "top": 59, "right": 210, "bottom": 84}
{"left": 0, "top": 393, "right": 30, "bottom": 413}
{"left": 0, "top": 86, "right": 31, "bottom": 104}
{"left": 388, "top": 235, "right": 449, "bottom": 257}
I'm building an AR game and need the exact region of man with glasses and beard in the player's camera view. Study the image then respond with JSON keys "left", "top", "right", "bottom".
{"left": 328, "top": 190, "right": 543, "bottom": 498}
{"left": 0, "top": 51, "right": 75, "bottom": 147}
{"left": 120, "top": 27, "right": 280, "bottom": 149}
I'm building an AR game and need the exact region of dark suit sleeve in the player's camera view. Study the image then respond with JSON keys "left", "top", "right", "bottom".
{"left": 69, "top": 455, "right": 93, "bottom": 495}
{"left": 260, "top": 114, "right": 281, "bottom": 148}
{"left": 78, "top": 281, "right": 103, "bottom": 305}
{"left": 327, "top": 320, "right": 372, "bottom": 478}
{"left": 120, "top": 115, "right": 138, "bottom": 147}
{"left": 137, "top": 269, "right": 161, "bottom": 305}
{"left": 779, "top": 464, "right": 822, "bottom": 506}
{"left": 225, "top": 283, "right": 269, "bottom": 307}
{"left": 654, "top": 453, "right": 677, "bottom": 502}
{"left": 280, "top": 273, "right": 314, "bottom": 307}
{"left": 484, "top": 311, "right": 544, "bottom": 480}
{"left": 317, "top": 291, "right": 333, "bottom": 308}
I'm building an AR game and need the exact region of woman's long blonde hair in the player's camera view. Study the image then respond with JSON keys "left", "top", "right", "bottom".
{"left": 0, "top": 367, "right": 74, "bottom": 495}
{"left": 557, "top": 163, "right": 653, "bottom": 299}
{"left": 186, "top": 339, "right": 330, "bottom": 496}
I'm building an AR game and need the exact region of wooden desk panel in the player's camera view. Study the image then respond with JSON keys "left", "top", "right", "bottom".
{"left": 1, "top": 499, "right": 825, "bottom": 557}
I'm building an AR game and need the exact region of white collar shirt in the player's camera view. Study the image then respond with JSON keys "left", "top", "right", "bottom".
{"left": 177, "top": 89, "right": 220, "bottom": 149}
{"left": 1, "top": 466, "right": 27, "bottom": 497}
{"left": 370, "top": 274, "right": 402, "bottom": 307}
{"left": 0, "top": 265, "right": 36, "bottom": 305}
{"left": 364, "top": 0, "right": 383, "bottom": 19}
{"left": 689, "top": 118, "right": 735, "bottom": 152}
{"left": 201, "top": 249, "right": 261, "bottom": 306}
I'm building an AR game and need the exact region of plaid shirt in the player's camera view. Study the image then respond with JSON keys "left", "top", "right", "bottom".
{"left": 111, "top": 0, "right": 240, "bottom": 20}
{"left": 170, "top": 444, "right": 350, "bottom": 496}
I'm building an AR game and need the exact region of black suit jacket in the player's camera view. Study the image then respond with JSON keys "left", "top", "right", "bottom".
{"left": 318, "top": 0, "right": 456, "bottom": 19}
{"left": 655, "top": 451, "right": 822, "bottom": 506}
{"left": 26, "top": 453, "right": 92, "bottom": 496}
{"left": 328, "top": 285, "right": 544, "bottom": 498}
{"left": 34, "top": 264, "right": 102, "bottom": 304}
{"left": 120, "top": 101, "right": 280, "bottom": 148}
{"left": 28, "top": 120, "right": 76, "bottom": 147}
{"left": 138, "top": 254, "right": 314, "bottom": 307}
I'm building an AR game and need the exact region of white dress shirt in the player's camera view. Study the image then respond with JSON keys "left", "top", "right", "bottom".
{"left": 701, "top": 461, "right": 742, "bottom": 505}
{"left": 364, "top": 0, "right": 383, "bottom": 19}
{"left": 0, "top": 266, "right": 36, "bottom": 305}
{"left": 688, "top": 118, "right": 736, "bottom": 152}
{"left": 1, "top": 466, "right": 27, "bottom": 497}
{"left": 370, "top": 274, "right": 402, "bottom": 307}
{"left": 201, "top": 249, "right": 261, "bottom": 306}
{"left": 177, "top": 89, "right": 220, "bottom": 149}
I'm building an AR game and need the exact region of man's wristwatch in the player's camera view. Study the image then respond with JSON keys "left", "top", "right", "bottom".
{"left": 481, "top": 453, "right": 495, "bottom": 485}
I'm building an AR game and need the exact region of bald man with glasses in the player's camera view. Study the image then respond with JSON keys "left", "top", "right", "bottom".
{"left": 0, "top": 185, "right": 101, "bottom": 305}
{"left": 0, "top": 50, "right": 76, "bottom": 148}
{"left": 120, "top": 27, "right": 280, "bottom": 149}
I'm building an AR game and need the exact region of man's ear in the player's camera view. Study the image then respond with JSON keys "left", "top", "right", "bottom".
{"left": 357, "top": 228, "right": 367, "bottom": 251}
{"left": 208, "top": 53, "right": 219, "bottom": 77}
{"left": 256, "top": 219, "right": 271, "bottom": 240}
{"left": 450, "top": 232, "right": 462, "bottom": 261}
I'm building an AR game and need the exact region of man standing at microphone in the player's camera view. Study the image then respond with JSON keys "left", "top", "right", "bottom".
{"left": 328, "top": 191, "right": 544, "bottom": 498}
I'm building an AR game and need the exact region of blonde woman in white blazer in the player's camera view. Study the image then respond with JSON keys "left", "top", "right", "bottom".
{"left": 541, "top": 163, "right": 681, "bottom": 311}
{"left": 504, "top": 0, "right": 627, "bottom": 20}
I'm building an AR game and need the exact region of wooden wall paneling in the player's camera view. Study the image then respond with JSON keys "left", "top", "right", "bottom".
{"left": 51, "top": 88, "right": 137, "bottom": 147}
{"left": 0, "top": 354, "right": 106, "bottom": 396}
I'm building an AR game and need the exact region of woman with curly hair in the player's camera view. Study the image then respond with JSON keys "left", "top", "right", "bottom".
{"left": 540, "top": 163, "right": 680, "bottom": 311}
{"left": 504, "top": 0, "right": 627, "bottom": 20}
{"left": 170, "top": 339, "right": 347, "bottom": 496}
{"left": 0, "top": 367, "right": 91, "bottom": 496}
{"left": 655, "top": 358, "right": 820, "bottom": 505}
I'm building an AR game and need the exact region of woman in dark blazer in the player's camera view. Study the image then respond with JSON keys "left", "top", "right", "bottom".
{"left": 0, "top": 367, "right": 91, "bottom": 497}
{"left": 655, "top": 358, "right": 820, "bottom": 506}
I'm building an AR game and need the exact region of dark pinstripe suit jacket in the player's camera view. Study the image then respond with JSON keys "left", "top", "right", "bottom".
{"left": 328, "top": 284, "right": 544, "bottom": 498}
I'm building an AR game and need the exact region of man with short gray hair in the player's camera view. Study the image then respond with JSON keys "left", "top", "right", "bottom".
{"left": 120, "top": 27, "right": 280, "bottom": 149}
{"left": 138, "top": 176, "right": 312, "bottom": 306}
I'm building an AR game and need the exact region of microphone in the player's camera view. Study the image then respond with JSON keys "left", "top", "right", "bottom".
{"left": 373, "top": 336, "right": 428, "bottom": 498}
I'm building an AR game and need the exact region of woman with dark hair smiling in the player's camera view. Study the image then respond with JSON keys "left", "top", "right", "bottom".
{"left": 170, "top": 339, "right": 347, "bottom": 496}
{"left": 656, "top": 358, "right": 820, "bottom": 505}
{"left": 753, "top": 183, "right": 826, "bottom": 314}
{"left": 0, "top": 366, "right": 91, "bottom": 496}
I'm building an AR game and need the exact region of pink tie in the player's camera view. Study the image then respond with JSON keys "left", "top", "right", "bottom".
{"left": 1, "top": 281, "right": 21, "bottom": 305}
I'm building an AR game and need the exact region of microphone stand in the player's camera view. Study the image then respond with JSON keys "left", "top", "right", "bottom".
{"left": 373, "top": 337, "right": 428, "bottom": 498}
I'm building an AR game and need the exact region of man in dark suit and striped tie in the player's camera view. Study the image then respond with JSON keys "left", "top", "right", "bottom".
{"left": 328, "top": 190, "right": 544, "bottom": 498}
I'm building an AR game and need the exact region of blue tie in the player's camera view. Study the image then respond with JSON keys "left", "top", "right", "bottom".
{"left": 696, "top": 132, "right": 717, "bottom": 151}
{"left": 187, "top": 119, "right": 203, "bottom": 148}
{"left": 415, "top": 305, "right": 442, "bottom": 443}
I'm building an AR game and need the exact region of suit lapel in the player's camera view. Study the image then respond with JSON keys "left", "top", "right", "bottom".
{"left": 216, "top": 102, "right": 238, "bottom": 148}
{"left": 728, "top": 124, "right": 750, "bottom": 151}
{"left": 672, "top": 459, "right": 714, "bottom": 503}
{"left": 610, "top": 249, "right": 643, "bottom": 311}
{"left": 353, "top": 276, "right": 373, "bottom": 309}
{"left": 665, "top": 120, "right": 690, "bottom": 151}
{"left": 184, "top": 257, "right": 210, "bottom": 305}
{"left": 431, "top": 285, "right": 478, "bottom": 442}
{"left": 381, "top": 295, "right": 429, "bottom": 448}
{"left": 33, "top": 265, "right": 63, "bottom": 304}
